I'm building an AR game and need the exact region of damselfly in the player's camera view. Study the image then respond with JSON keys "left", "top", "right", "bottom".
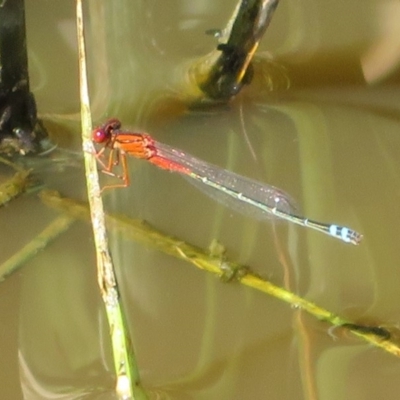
{"left": 92, "top": 119, "right": 363, "bottom": 245}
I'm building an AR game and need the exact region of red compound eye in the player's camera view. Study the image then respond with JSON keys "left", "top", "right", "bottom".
{"left": 92, "top": 127, "right": 108, "bottom": 143}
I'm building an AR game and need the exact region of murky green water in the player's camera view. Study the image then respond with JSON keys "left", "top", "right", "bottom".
{"left": 1, "top": 0, "right": 400, "bottom": 399}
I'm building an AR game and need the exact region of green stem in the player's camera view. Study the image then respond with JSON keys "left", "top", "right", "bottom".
{"left": 39, "top": 189, "right": 400, "bottom": 359}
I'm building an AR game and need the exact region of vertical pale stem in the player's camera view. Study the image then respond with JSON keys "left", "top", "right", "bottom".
{"left": 76, "top": 1, "right": 147, "bottom": 399}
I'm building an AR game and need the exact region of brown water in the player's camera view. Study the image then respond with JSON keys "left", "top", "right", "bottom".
{"left": 1, "top": 0, "right": 400, "bottom": 399}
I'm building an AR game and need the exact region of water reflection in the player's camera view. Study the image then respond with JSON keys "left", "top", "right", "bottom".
{"left": 1, "top": 1, "right": 400, "bottom": 399}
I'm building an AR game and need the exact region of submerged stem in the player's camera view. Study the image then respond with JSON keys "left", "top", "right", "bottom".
{"left": 39, "top": 189, "right": 400, "bottom": 359}
{"left": 0, "top": 214, "right": 75, "bottom": 282}
{"left": 0, "top": 168, "right": 30, "bottom": 206}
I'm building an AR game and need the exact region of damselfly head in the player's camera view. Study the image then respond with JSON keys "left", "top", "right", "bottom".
{"left": 92, "top": 118, "right": 121, "bottom": 143}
